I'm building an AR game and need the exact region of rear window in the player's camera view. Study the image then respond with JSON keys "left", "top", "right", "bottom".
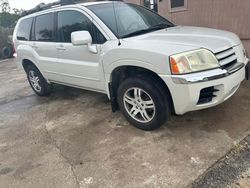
{"left": 17, "top": 18, "right": 33, "bottom": 41}
{"left": 35, "top": 13, "right": 55, "bottom": 42}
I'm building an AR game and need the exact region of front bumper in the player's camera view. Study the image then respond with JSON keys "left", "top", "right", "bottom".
{"left": 160, "top": 59, "right": 249, "bottom": 115}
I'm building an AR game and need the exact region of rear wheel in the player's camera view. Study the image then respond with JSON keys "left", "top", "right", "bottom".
{"left": 117, "top": 77, "right": 170, "bottom": 130}
{"left": 26, "top": 65, "right": 52, "bottom": 96}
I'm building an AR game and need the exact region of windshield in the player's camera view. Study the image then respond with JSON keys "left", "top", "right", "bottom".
{"left": 87, "top": 2, "right": 174, "bottom": 38}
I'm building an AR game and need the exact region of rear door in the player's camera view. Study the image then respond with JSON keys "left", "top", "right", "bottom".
{"left": 31, "top": 12, "right": 58, "bottom": 79}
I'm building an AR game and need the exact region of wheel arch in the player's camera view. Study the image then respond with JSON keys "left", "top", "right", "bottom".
{"left": 22, "top": 59, "right": 43, "bottom": 75}
{"left": 22, "top": 59, "right": 35, "bottom": 72}
{"left": 108, "top": 65, "right": 174, "bottom": 113}
{"left": 22, "top": 58, "right": 49, "bottom": 82}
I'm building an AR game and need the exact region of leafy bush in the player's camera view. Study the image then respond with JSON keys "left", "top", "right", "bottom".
{"left": 0, "top": 12, "right": 19, "bottom": 28}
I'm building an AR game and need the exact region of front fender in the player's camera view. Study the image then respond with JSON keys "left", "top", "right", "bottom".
{"left": 105, "top": 59, "right": 162, "bottom": 76}
{"left": 104, "top": 59, "right": 164, "bottom": 99}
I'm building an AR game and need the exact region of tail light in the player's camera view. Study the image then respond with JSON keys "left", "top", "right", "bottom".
{"left": 13, "top": 44, "right": 17, "bottom": 58}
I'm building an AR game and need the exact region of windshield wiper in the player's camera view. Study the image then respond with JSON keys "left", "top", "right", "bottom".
{"left": 122, "top": 23, "right": 171, "bottom": 38}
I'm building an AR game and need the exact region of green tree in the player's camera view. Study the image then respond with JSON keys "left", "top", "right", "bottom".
{"left": 0, "top": 0, "right": 21, "bottom": 28}
{"left": 13, "top": 8, "right": 21, "bottom": 15}
{"left": 0, "top": 0, "right": 10, "bottom": 13}
{"left": 0, "top": 12, "right": 20, "bottom": 28}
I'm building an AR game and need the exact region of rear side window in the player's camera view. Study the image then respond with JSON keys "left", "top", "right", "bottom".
{"left": 35, "top": 13, "right": 55, "bottom": 42}
{"left": 57, "top": 10, "right": 106, "bottom": 44}
{"left": 17, "top": 18, "right": 33, "bottom": 41}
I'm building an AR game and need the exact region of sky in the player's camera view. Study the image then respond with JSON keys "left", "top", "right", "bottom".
{"left": 9, "top": 0, "right": 55, "bottom": 10}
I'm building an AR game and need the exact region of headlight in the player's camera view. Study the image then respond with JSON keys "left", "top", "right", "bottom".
{"left": 170, "top": 49, "right": 220, "bottom": 74}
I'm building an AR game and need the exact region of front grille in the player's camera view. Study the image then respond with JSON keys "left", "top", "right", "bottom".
{"left": 215, "top": 47, "right": 237, "bottom": 69}
{"left": 197, "top": 87, "right": 219, "bottom": 105}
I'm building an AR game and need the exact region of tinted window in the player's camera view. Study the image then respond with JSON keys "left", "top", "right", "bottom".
{"left": 35, "top": 13, "right": 55, "bottom": 41}
{"left": 17, "top": 18, "right": 33, "bottom": 41}
{"left": 171, "top": 0, "right": 185, "bottom": 8}
{"left": 58, "top": 10, "right": 106, "bottom": 44}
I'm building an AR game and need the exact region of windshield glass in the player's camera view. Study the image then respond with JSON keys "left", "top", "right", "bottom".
{"left": 87, "top": 2, "right": 174, "bottom": 38}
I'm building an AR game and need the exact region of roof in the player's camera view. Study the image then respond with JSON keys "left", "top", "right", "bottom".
{"left": 21, "top": 0, "right": 118, "bottom": 17}
{"left": 80, "top": 1, "right": 113, "bottom": 6}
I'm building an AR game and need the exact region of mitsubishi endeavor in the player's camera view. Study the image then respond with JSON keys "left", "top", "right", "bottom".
{"left": 13, "top": 1, "right": 249, "bottom": 130}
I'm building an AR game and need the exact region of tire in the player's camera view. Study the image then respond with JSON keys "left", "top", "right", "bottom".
{"left": 2, "top": 47, "right": 12, "bottom": 59}
{"left": 26, "top": 65, "right": 52, "bottom": 96}
{"left": 117, "top": 77, "right": 171, "bottom": 131}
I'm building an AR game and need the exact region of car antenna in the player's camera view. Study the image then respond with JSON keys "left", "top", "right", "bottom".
{"left": 112, "top": 1, "right": 121, "bottom": 46}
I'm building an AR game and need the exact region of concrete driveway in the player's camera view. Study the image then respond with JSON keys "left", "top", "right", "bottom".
{"left": 0, "top": 59, "right": 249, "bottom": 188}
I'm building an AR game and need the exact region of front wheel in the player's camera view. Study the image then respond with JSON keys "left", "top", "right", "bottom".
{"left": 117, "top": 77, "right": 170, "bottom": 130}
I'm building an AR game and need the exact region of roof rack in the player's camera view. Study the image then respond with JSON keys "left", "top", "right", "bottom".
{"left": 21, "top": 0, "right": 79, "bottom": 17}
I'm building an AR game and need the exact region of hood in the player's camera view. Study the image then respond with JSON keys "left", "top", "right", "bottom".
{"left": 125, "top": 26, "right": 241, "bottom": 53}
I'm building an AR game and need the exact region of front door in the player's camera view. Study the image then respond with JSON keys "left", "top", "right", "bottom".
{"left": 47, "top": 10, "right": 107, "bottom": 92}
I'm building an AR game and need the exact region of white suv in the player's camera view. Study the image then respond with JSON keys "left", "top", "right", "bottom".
{"left": 13, "top": 1, "right": 249, "bottom": 130}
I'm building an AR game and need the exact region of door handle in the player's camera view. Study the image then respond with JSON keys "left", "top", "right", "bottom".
{"left": 56, "top": 45, "right": 66, "bottom": 51}
{"left": 31, "top": 43, "right": 38, "bottom": 49}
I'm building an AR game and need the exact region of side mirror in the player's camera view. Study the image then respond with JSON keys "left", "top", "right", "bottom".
{"left": 71, "top": 31, "right": 98, "bottom": 54}
{"left": 71, "top": 31, "right": 92, "bottom": 46}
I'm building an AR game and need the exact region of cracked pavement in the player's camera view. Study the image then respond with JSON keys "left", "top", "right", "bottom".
{"left": 0, "top": 59, "right": 250, "bottom": 187}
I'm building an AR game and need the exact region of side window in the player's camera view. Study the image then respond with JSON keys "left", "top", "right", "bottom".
{"left": 17, "top": 18, "right": 33, "bottom": 41}
{"left": 35, "top": 13, "right": 55, "bottom": 42}
{"left": 169, "top": 0, "right": 187, "bottom": 12}
{"left": 57, "top": 10, "right": 106, "bottom": 44}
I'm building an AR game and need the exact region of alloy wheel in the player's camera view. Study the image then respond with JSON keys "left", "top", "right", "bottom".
{"left": 28, "top": 70, "right": 42, "bottom": 92}
{"left": 123, "top": 87, "right": 156, "bottom": 123}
